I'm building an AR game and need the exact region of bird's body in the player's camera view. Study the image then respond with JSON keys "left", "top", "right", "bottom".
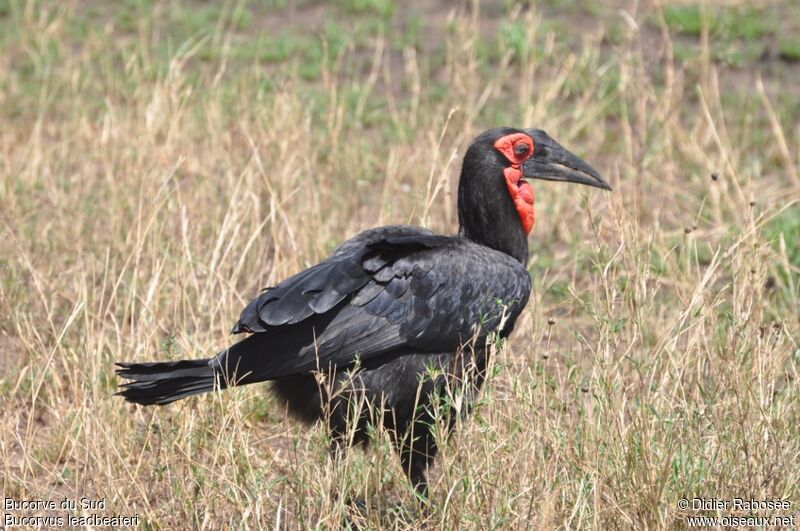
{"left": 117, "top": 127, "right": 610, "bottom": 497}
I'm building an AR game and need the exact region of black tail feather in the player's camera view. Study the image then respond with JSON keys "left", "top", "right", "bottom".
{"left": 115, "top": 333, "right": 308, "bottom": 406}
{"left": 115, "top": 358, "right": 219, "bottom": 406}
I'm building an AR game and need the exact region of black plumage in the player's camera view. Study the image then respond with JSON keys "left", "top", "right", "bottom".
{"left": 116, "top": 127, "right": 609, "bottom": 497}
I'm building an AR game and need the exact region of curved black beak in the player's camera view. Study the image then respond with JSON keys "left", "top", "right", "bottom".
{"left": 522, "top": 129, "right": 611, "bottom": 191}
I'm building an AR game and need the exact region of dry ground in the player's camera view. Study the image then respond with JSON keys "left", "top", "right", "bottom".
{"left": 1, "top": 0, "right": 799, "bottom": 529}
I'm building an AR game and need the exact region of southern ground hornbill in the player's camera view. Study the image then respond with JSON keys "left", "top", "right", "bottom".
{"left": 116, "top": 127, "right": 610, "bottom": 498}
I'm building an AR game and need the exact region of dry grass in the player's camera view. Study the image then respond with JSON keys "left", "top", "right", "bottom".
{"left": 1, "top": 0, "right": 799, "bottom": 528}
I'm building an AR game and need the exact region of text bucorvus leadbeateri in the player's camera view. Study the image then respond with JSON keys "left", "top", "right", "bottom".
{"left": 116, "top": 127, "right": 611, "bottom": 498}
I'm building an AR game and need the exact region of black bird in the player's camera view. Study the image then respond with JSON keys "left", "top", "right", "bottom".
{"left": 116, "top": 127, "right": 610, "bottom": 498}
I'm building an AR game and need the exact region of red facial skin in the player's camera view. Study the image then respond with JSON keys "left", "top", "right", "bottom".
{"left": 493, "top": 132, "right": 535, "bottom": 234}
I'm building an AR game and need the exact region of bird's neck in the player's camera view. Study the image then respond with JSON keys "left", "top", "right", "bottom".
{"left": 459, "top": 222, "right": 529, "bottom": 265}
{"left": 456, "top": 156, "right": 531, "bottom": 265}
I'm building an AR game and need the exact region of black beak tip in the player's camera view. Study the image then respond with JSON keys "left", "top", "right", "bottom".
{"left": 578, "top": 161, "right": 612, "bottom": 191}
{"left": 572, "top": 163, "right": 612, "bottom": 190}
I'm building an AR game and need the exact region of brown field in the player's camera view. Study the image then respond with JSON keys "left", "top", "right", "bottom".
{"left": 1, "top": 0, "right": 799, "bottom": 528}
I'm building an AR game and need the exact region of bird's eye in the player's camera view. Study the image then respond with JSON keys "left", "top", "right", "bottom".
{"left": 514, "top": 143, "right": 530, "bottom": 156}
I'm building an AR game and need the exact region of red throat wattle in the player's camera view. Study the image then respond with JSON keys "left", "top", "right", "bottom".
{"left": 494, "top": 133, "right": 536, "bottom": 234}
{"left": 503, "top": 167, "right": 534, "bottom": 233}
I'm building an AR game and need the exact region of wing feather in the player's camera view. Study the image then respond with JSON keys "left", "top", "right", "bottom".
{"left": 226, "top": 225, "right": 530, "bottom": 378}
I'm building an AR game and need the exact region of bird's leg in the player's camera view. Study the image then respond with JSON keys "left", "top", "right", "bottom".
{"left": 399, "top": 435, "right": 437, "bottom": 503}
{"left": 403, "top": 455, "right": 429, "bottom": 500}
{"left": 328, "top": 434, "right": 346, "bottom": 462}
{"left": 327, "top": 432, "right": 370, "bottom": 519}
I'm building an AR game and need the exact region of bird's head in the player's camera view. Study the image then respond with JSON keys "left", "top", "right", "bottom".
{"left": 458, "top": 127, "right": 610, "bottom": 263}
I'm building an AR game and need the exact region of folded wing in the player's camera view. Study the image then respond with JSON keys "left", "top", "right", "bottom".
{"left": 219, "top": 225, "right": 530, "bottom": 382}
